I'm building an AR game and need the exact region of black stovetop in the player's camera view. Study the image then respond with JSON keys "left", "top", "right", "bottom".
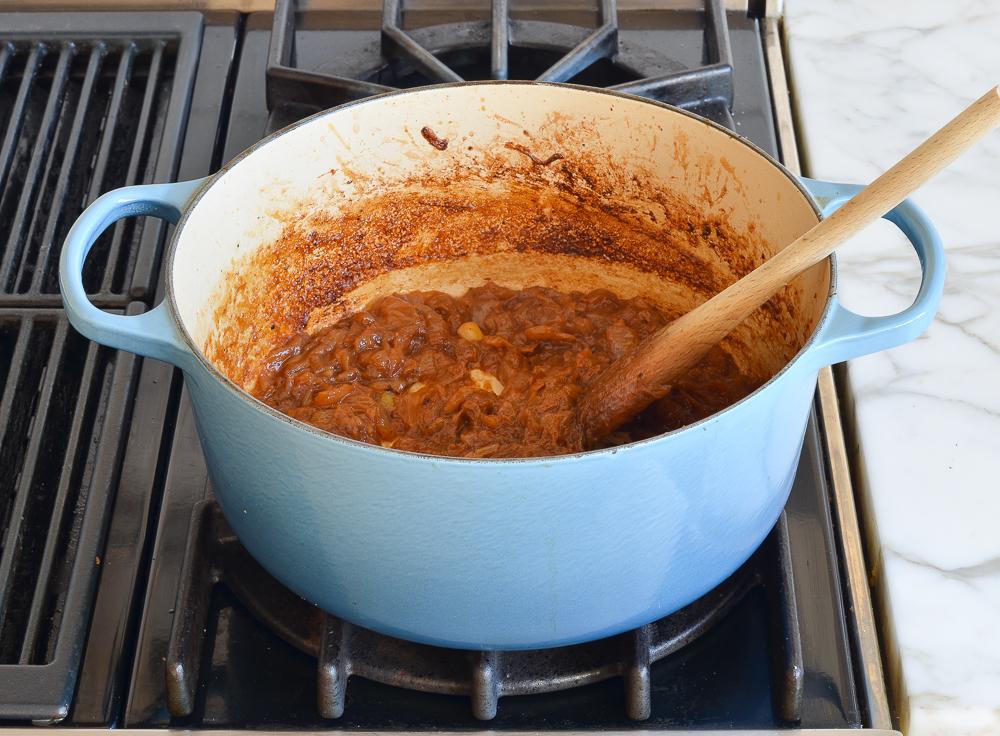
{"left": 0, "top": 3, "right": 865, "bottom": 730}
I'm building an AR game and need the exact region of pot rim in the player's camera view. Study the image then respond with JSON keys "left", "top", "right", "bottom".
{"left": 164, "top": 80, "right": 835, "bottom": 465}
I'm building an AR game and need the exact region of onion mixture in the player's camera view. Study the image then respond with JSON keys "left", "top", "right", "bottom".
{"left": 252, "top": 283, "right": 761, "bottom": 457}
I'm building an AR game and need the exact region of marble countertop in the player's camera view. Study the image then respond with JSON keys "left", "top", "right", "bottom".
{"left": 784, "top": 1, "right": 1000, "bottom": 734}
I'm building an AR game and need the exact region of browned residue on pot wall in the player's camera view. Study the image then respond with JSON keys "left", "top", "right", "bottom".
{"left": 419, "top": 126, "right": 448, "bottom": 150}
{"left": 204, "top": 112, "right": 824, "bottom": 393}
{"left": 504, "top": 141, "right": 565, "bottom": 166}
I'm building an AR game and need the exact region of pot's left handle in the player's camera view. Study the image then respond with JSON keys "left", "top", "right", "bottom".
{"left": 59, "top": 178, "right": 208, "bottom": 368}
{"left": 798, "top": 176, "right": 946, "bottom": 368}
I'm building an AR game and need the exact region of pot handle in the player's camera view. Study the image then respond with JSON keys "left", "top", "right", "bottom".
{"left": 59, "top": 178, "right": 208, "bottom": 368}
{"left": 798, "top": 176, "right": 946, "bottom": 368}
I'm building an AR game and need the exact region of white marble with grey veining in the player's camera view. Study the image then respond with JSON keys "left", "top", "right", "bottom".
{"left": 784, "top": 1, "right": 1000, "bottom": 733}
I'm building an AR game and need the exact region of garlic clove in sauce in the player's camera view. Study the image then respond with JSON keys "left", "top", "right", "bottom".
{"left": 470, "top": 369, "right": 504, "bottom": 396}
{"left": 458, "top": 321, "right": 484, "bottom": 341}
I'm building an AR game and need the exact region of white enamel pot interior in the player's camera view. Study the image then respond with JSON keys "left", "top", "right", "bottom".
{"left": 164, "top": 82, "right": 832, "bottom": 649}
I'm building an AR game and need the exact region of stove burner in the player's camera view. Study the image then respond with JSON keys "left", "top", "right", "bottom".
{"left": 266, "top": 0, "right": 733, "bottom": 118}
{"left": 157, "top": 7, "right": 806, "bottom": 726}
{"left": 166, "top": 502, "right": 804, "bottom": 722}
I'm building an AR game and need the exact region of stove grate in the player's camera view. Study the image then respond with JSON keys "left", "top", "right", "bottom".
{"left": 0, "top": 308, "right": 139, "bottom": 720}
{"left": 165, "top": 502, "right": 804, "bottom": 723}
{"left": 0, "top": 12, "right": 202, "bottom": 722}
{"left": 0, "top": 14, "right": 200, "bottom": 308}
{"left": 266, "top": 0, "right": 733, "bottom": 122}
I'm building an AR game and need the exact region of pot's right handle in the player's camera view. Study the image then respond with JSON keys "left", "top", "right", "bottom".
{"left": 798, "top": 176, "right": 946, "bottom": 368}
{"left": 59, "top": 178, "right": 208, "bottom": 369}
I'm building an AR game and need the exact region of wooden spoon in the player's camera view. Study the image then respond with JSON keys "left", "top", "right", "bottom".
{"left": 578, "top": 85, "right": 1000, "bottom": 445}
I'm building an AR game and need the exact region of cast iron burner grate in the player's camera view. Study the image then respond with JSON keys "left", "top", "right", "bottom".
{"left": 266, "top": 0, "right": 734, "bottom": 128}
{"left": 0, "top": 15, "right": 200, "bottom": 309}
{"left": 165, "top": 502, "right": 804, "bottom": 722}
{"left": 0, "top": 12, "right": 201, "bottom": 723}
{"left": 0, "top": 308, "right": 140, "bottom": 720}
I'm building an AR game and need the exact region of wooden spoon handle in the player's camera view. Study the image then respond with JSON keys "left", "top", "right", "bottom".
{"left": 579, "top": 85, "right": 1000, "bottom": 444}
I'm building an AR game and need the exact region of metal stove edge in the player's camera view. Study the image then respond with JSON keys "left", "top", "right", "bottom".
{"left": 762, "top": 16, "right": 895, "bottom": 735}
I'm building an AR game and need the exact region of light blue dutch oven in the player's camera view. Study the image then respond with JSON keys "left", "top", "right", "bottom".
{"left": 59, "top": 83, "right": 944, "bottom": 650}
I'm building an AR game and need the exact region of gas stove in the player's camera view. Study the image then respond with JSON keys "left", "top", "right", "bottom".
{"left": 0, "top": 2, "right": 895, "bottom": 734}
